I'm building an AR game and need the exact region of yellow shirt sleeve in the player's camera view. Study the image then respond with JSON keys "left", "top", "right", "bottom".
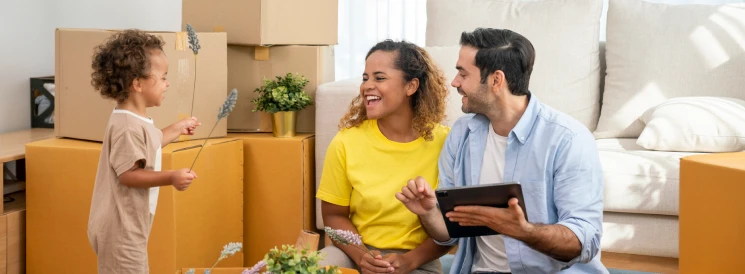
{"left": 316, "top": 134, "right": 352, "bottom": 206}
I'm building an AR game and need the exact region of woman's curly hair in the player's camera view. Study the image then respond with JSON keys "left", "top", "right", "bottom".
{"left": 90, "top": 29, "right": 165, "bottom": 103}
{"left": 339, "top": 40, "right": 449, "bottom": 141}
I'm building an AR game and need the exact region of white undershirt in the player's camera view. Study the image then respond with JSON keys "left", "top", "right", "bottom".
{"left": 472, "top": 124, "right": 511, "bottom": 273}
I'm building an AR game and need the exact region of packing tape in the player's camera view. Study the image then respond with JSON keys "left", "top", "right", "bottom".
{"left": 213, "top": 25, "right": 225, "bottom": 32}
{"left": 254, "top": 46, "right": 270, "bottom": 61}
{"left": 175, "top": 32, "right": 187, "bottom": 51}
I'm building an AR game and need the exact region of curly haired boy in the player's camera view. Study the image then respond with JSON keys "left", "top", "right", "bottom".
{"left": 87, "top": 29, "right": 201, "bottom": 273}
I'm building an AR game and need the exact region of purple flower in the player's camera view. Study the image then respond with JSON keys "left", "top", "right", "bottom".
{"left": 324, "top": 226, "right": 363, "bottom": 246}
{"left": 243, "top": 260, "right": 267, "bottom": 274}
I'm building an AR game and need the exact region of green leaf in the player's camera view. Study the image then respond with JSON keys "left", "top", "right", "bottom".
{"left": 252, "top": 73, "right": 312, "bottom": 112}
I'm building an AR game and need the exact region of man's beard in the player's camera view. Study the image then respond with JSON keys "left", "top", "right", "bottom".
{"left": 459, "top": 85, "right": 489, "bottom": 114}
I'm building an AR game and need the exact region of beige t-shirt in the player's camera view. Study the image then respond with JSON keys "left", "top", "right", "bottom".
{"left": 87, "top": 109, "right": 163, "bottom": 273}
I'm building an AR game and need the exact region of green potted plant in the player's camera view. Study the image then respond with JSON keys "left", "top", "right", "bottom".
{"left": 252, "top": 73, "right": 313, "bottom": 138}
{"left": 261, "top": 245, "right": 340, "bottom": 274}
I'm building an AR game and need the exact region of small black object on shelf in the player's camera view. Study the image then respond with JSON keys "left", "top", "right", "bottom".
{"left": 30, "top": 76, "right": 55, "bottom": 128}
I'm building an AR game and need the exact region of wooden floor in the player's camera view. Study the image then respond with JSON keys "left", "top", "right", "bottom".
{"left": 601, "top": 252, "right": 679, "bottom": 274}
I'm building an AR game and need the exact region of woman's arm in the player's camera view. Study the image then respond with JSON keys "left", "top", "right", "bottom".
{"left": 383, "top": 237, "right": 451, "bottom": 273}
{"left": 322, "top": 202, "right": 393, "bottom": 273}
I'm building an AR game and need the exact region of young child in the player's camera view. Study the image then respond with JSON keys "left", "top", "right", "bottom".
{"left": 87, "top": 29, "right": 201, "bottom": 273}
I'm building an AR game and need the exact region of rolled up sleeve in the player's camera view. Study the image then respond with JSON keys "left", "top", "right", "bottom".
{"left": 551, "top": 131, "right": 604, "bottom": 266}
{"left": 433, "top": 125, "right": 460, "bottom": 247}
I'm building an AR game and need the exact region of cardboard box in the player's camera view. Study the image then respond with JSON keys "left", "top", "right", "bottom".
{"left": 227, "top": 46, "right": 335, "bottom": 133}
{"left": 0, "top": 191, "right": 25, "bottom": 274}
{"left": 182, "top": 0, "right": 338, "bottom": 46}
{"left": 55, "top": 28, "right": 228, "bottom": 142}
{"left": 25, "top": 138, "right": 244, "bottom": 274}
{"left": 228, "top": 133, "right": 316, "bottom": 265}
{"left": 680, "top": 152, "right": 745, "bottom": 274}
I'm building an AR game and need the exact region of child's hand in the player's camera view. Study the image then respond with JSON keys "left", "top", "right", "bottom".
{"left": 179, "top": 117, "right": 202, "bottom": 135}
{"left": 170, "top": 168, "right": 197, "bottom": 191}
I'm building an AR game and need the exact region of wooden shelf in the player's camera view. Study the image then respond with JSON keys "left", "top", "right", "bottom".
{"left": 3, "top": 180, "right": 25, "bottom": 195}
{"left": 0, "top": 128, "right": 54, "bottom": 163}
{"left": 3, "top": 191, "right": 25, "bottom": 215}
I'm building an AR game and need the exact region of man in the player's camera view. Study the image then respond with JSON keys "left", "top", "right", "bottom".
{"left": 395, "top": 28, "right": 607, "bottom": 273}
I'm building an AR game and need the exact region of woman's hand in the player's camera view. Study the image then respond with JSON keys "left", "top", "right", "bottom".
{"left": 382, "top": 253, "right": 415, "bottom": 274}
{"left": 358, "top": 250, "right": 394, "bottom": 274}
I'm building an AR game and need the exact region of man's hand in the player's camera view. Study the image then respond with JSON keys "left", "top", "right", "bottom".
{"left": 445, "top": 197, "right": 534, "bottom": 239}
{"left": 178, "top": 117, "right": 201, "bottom": 135}
{"left": 358, "top": 250, "right": 394, "bottom": 274}
{"left": 170, "top": 168, "right": 197, "bottom": 191}
{"left": 395, "top": 176, "right": 438, "bottom": 215}
{"left": 382, "top": 253, "right": 415, "bottom": 274}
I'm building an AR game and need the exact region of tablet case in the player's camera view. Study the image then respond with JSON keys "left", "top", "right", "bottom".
{"left": 435, "top": 182, "right": 528, "bottom": 238}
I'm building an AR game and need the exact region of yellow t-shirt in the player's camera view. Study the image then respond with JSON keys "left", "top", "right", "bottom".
{"left": 317, "top": 119, "right": 450, "bottom": 250}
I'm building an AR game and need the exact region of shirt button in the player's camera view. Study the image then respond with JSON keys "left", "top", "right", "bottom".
{"left": 520, "top": 137, "right": 525, "bottom": 141}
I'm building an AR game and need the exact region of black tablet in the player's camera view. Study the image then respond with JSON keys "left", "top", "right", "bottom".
{"left": 435, "top": 182, "right": 528, "bottom": 238}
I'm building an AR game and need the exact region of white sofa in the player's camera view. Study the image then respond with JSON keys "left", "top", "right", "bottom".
{"left": 315, "top": 0, "right": 745, "bottom": 259}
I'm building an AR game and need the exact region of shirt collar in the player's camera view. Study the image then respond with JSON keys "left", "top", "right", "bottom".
{"left": 511, "top": 94, "right": 539, "bottom": 145}
{"left": 466, "top": 94, "right": 540, "bottom": 145}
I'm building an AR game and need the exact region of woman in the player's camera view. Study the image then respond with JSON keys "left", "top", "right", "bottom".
{"left": 316, "top": 40, "right": 451, "bottom": 274}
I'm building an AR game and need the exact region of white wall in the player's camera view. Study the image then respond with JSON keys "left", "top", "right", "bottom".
{"left": 0, "top": 0, "right": 181, "bottom": 134}
{"left": 0, "top": 0, "right": 54, "bottom": 134}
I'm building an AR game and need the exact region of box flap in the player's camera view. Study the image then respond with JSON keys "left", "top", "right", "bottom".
{"left": 682, "top": 152, "right": 745, "bottom": 171}
{"left": 168, "top": 137, "right": 242, "bottom": 153}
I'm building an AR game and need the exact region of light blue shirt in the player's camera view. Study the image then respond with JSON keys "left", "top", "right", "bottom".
{"left": 436, "top": 95, "right": 608, "bottom": 274}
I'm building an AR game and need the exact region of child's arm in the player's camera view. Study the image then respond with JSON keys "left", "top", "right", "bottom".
{"left": 120, "top": 161, "right": 197, "bottom": 191}
{"left": 161, "top": 117, "right": 201, "bottom": 147}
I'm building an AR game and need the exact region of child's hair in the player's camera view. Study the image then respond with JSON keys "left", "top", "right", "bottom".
{"left": 90, "top": 29, "right": 166, "bottom": 103}
{"left": 339, "top": 40, "right": 449, "bottom": 141}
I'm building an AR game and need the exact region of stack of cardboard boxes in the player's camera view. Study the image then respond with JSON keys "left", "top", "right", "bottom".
{"left": 25, "top": 29, "right": 245, "bottom": 273}
{"left": 182, "top": 0, "right": 338, "bottom": 265}
{"left": 24, "top": 0, "right": 339, "bottom": 272}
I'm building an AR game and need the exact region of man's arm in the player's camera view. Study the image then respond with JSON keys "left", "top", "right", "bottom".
{"left": 547, "top": 131, "right": 604, "bottom": 264}
{"left": 516, "top": 221, "right": 582, "bottom": 262}
{"left": 446, "top": 198, "right": 582, "bottom": 262}
{"left": 446, "top": 131, "right": 603, "bottom": 265}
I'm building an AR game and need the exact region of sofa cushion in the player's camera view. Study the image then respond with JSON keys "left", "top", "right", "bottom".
{"left": 598, "top": 138, "right": 699, "bottom": 216}
{"left": 314, "top": 78, "right": 362, "bottom": 230}
{"left": 426, "top": 0, "right": 603, "bottom": 131}
{"left": 594, "top": 0, "right": 745, "bottom": 138}
{"left": 637, "top": 97, "right": 745, "bottom": 153}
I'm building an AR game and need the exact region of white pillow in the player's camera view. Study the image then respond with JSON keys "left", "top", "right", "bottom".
{"left": 426, "top": 0, "right": 603, "bottom": 131}
{"left": 594, "top": 0, "right": 745, "bottom": 138}
{"left": 636, "top": 97, "right": 745, "bottom": 152}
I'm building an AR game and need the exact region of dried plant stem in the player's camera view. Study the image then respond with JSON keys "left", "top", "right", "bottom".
{"left": 188, "top": 120, "right": 218, "bottom": 172}
{"left": 189, "top": 55, "right": 198, "bottom": 117}
{"left": 208, "top": 257, "right": 222, "bottom": 272}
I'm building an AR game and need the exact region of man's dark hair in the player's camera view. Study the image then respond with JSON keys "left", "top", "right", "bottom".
{"left": 460, "top": 28, "right": 535, "bottom": 96}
